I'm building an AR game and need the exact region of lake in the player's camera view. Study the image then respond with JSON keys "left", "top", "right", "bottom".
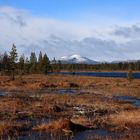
{"left": 49, "top": 72, "right": 140, "bottom": 79}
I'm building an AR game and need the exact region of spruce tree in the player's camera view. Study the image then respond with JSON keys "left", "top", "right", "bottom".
{"left": 24, "top": 57, "right": 30, "bottom": 74}
{"left": 30, "top": 52, "right": 37, "bottom": 73}
{"left": 30, "top": 52, "right": 37, "bottom": 64}
{"left": 2, "top": 52, "right": 10, "bottom": 73}
{"left": 9, "top": 44, "right": 18, "bottom": 80}
{"left": 19, "top": 54, "right": 25, "bottom": 74}
{"left": 38, "top": 51, "right": 43, "bottom": 73}
{"left": 38, "top": 51, "right": 43, "bottom": 63}
{"left": 42, "top": 53, "right": 50, "bottom": 74}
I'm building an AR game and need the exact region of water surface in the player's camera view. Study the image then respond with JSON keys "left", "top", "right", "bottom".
{"left": 113, "top": 96, "right": 140, "bottom": 107}
{"left": 49, "top": 72, "right": 140, "bottom": 79}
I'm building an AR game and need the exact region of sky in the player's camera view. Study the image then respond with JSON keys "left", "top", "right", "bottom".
{"left": 0, "top": 0, "right": 140, "bottom": 61}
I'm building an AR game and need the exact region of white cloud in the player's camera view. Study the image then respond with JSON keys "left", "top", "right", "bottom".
{"left": 113, "top": 25, "right": 140, "bottom": 38}
{"left": 0, "top": 6, "right": 140, "bottom": 61}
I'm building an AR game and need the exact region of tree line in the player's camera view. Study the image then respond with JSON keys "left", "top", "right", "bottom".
{"left": 0, "top": 44, "right": 139, "bottom": 80}
{"left": 0, "top": 44, "right": 50, "bottom": 80}
{"left": 51, "top": 62, "right": 138, "bottom": 71}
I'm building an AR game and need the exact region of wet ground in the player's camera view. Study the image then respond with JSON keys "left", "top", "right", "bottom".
{"left": 0, "top": 90, "right": 6, "bottom": 97}
{"left": 5, "top": 88, "right": 140, "bottom": 108}
{"left": 3, "top": 88, "right": 79, "bottom": 97}
{"left": 112, "top": 95, "right": 140, "bottom": 107}
{"left": 16, "top": 129, "right": 116, "bottom": 140}
{"left": 0, "top": 88, "right": 140, "bottom": 140}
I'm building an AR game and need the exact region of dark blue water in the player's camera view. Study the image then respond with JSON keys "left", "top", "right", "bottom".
{"left": 11, "top": 129, "right": 116, "bottom": 140}
{"left": 0, "top": 90, "right": 6, "bottom": 97}
{"left": 49, "top": 72, "right": 140, "bottom": 79}
{"left": 113, "top": 96, "right": 140, "bottom": 107}
{"left": 39, "top": 89, "right": 77, "bottom": 94}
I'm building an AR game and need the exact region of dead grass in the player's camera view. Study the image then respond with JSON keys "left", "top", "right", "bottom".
{"left": 105, "top": 109, "right": 140, "bottom": 131}
{"left": 33, "top": 118, "right": 88, "bottom": 134}
{"left": 0, "top": 120, "right": 31, "bottom": 136}
{"left": 0, "top": 74, "right": 140, "bottom": 98}
{"left": 0, "top": 74, "right": 140, "bottom": 137}
{"left": 0, "top": 121, "right": 13, "bottom": 136}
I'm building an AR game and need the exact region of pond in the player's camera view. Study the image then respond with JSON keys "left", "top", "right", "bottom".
{"left": 49, "top": 72, "right": 140, "bottom": 79}
{"left": 4, "top": 128, "right": 117, "bottom": 140}
{"left": 0, "top": 90, "right": 6, "bottom": 97}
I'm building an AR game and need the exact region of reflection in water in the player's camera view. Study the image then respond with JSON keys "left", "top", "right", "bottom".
{"left": 73, "top": 129, "right": 115, "bottom": 140}
{"left": 15, "top": 129, "right": 115, "bottom": 140}
{"left": 17, "top": 131, "right": 72, "bottom": 140}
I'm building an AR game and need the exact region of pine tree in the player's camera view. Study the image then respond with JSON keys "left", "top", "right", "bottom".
{"left": 30, "top": 52, "right": 37, "bottom": 64}
{"left": 19, "top": 54, "right": 25, "bottom": 74}
{"left": 9, "top": 44, "right": 18, "bottom": 80}
{"left": 42, "top": 53, "right": 50, "bottom": 74}
{"left": 38, "top": 51, "right": 43, "bottom": 73}
{"left": 24, "top": 57, "right": 30, "bottom": 74}
{"left": 30, "top": 52, "right": 37, "bottom": 73}
{"left": 2, "top": 52, "right": 10, "bottom": 73}
{"left": 38, "top": 51, "right": 43, "bottom": 63}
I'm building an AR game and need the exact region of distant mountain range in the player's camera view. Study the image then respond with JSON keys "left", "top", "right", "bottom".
{"left": 59, "top": 54, "right": 99, "bottom": 64}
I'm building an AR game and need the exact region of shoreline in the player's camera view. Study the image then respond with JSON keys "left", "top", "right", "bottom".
{"left": 51, "top": 70, "right": 140, "bottom": 73}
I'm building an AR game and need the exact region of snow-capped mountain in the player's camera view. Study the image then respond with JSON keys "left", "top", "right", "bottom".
{"left": 59, "top": 54, "right": 98, "bottom": 64}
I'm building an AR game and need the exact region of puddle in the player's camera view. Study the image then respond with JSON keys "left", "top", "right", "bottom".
{"left": 29, "top": 89, "right": 79, "bottom": 98}
{"left": 3, "top": 129, "right": 117, "bottom": 140}
{"left": 43, "top": 89, "right": 78, "bottom": 94}
{"left": 0, "top": 90, "right": 6, "bottom": 97}
{"left": 3, "top": 114, "right": 118, "bottom": 140}
{"left": 73, "top": 129, "right": 117, "bottom": 140}
{"left": 16, "top": 117, "right": 51, "bottom": 126}
{"left": 2, "top": 126, "right": 136, "bottom": 140}
{"left": 1, "top": 131, "right": 71, "bottom": 140}
{"left": 112, "top": 96, "right": 140, "bottom": 107}
{"left": 3, "top": 88, "right": 79, "bottom": 99}
{"left": 17, "top": 131, "right": 72, "bottom": 140}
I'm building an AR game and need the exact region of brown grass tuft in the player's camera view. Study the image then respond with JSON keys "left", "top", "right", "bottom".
{"left": 33, "top": 118, "right": 88, "bottom": 133}
{"left": 106, "top": 109, "right": 140, "bottom": 131}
